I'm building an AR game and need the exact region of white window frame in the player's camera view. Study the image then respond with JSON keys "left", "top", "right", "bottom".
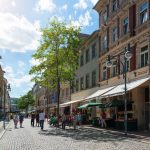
{"left": 112, "top": 26, "right": 117, "bottom": 43}
{"left": 110, "top": 60, "right": 118, "bottom": 77}
{"left": 102, "top": 65, "right": 107, "bottom": 80}
{"left": 139, "top": 2, "right": 148, "bottom": 24}
{"left": 102, "top": 34, "right": 107, "bottom": 50}
{"left": 140, "top": 46, "right": 148, "bottom": 67}
{"left": 123, "top": 17, "right": 128, "bottom": 35}
{"left": 103, "top": 10, "right": 107, "bottom": 24}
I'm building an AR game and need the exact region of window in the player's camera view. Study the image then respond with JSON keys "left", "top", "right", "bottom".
{"left": 92, "top": 43, "right": 96, "bottom": 59}
{"left": 102, "top": 65, "right": 107, "bottom": 80}
{"left": 112, "top": 0, "right": 117, "bottom": 12}
{"left": 62, "top": 90, "right": 64, "bottom": 98}
{"left": 92, "top": 70, "right": 96, "bottom": 87}
{"left": 140, "top": 2, "right": 148, "bottom": 24}
{"left": 85, "top": 74, "right": 90, "bottom": 89}
{"left": 80, "top": 54, "right": 84, "bottom": 66}
{"left": 111, "top": 61, "right": 118, "bottom": 77}
{"left": 86, "top": 49, "right": 90, "bottom": 63}
{"left": 126, "top": 60, "right": 130, "bottom": 72}
{"left": 112, "top": 27, "right": 117, "bottom": 42}
{"left": 103, "top": 10, "right": 107, "bottom": 24}
{"left": 140, "top": 46, "right": 148, "bottom": 67}
{"left": 80, "top": 77, "right": 84, "bottom": 90}
{"left": 76, "top": 79, "right": 79, "bottom": 91}
{"left": 123, "top": 17, "right": 128, "bottom": 35}
{"left": 102, "top": 35, "right": 107, "bottom": 50}
{"left": 66, "top": 88, "right": 69, "bottom": 97}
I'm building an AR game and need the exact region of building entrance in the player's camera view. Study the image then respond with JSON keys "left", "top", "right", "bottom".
{"left": 144, "top": 87, "right": 150, "bottom": 130}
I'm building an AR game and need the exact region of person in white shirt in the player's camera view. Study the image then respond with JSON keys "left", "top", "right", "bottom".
{"left": 39, "top": 110, "right": 45, "bottom": 130}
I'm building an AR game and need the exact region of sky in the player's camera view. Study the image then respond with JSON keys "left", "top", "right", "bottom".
{"left": 0, "top": 0, "right": 99, "bottom": 98}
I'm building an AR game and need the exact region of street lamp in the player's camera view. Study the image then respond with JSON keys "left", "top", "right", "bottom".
{"left": 106, "top": 43, "right": 132, "bottom": 136}
{"left": 3, "top": 83, "right": 11, "bottom": 129}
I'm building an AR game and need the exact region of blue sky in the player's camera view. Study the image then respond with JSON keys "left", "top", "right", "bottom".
{"left": 0, "top": 0, "right": 99, "bottom": 98}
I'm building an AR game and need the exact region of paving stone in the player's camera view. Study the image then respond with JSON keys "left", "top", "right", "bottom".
{"left": 0, "top": 119, "right": 150, "bottom": 150}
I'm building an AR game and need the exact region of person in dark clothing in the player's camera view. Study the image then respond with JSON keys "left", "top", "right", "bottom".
{"left": 31, "top": 113, "right": 35, "bottom": 127}
{"left": 19, "top": 113, "right": 24, "bottom": 128}
{"left": 36, "top": 113, "right": 39, "bottom": 127}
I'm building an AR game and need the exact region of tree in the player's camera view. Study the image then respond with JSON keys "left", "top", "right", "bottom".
{"left": 17, "top": 91, "right": 35, "bottom": 112}
{"left": 29, "top": 19, "right": 81, "bottom": 117}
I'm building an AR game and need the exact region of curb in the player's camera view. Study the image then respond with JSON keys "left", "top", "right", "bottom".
{"left": 0, "top": 122, "right": 10, "bottom": 140}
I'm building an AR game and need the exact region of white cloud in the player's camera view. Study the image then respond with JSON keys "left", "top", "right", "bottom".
{"left": 62, "top": 4, "right": 67, "bottom": 10}
{"left": 29, "top": 58, "right": 40, "bottom": 66}
{"left": 35, "top": 0, "right": 56, "bottom": 12}
{"left": 3, "top": 66, "right": 14, "bottom": 74}
{"left": 70, "top": 11, "right": 92, "bottom": 28}
{"left": 7, "top": 75, "right": 33, "bottom": 88}
{"left": 11, "top": 1, "right": 16, "bottom": 7}
{"left": 74, "top": 0, "right": 88, "bottom": 10}
{"left": 0, "top": 12, "right": 40, "bottom": 52}
{"left": 90, "top": 0, "right": 98, "bottom": 5}
{"left": 18, "top": 61, "right": 26, "bottom": 68}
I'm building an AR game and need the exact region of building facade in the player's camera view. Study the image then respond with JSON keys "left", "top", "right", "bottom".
{"left": 70, "top": 30, "right": 100, "bottom": 116}
{"left": 94, "top": 0, "right": 150, "bottom": 130}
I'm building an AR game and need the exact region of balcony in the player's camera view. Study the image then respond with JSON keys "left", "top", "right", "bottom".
{"left": 135, "top": 20, "right": 150, "bottom": 35}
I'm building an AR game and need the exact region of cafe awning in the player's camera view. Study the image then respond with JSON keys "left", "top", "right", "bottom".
{"left": 85, "top": 86, "right": 115, "bottom": 101}
{"left": 60, "top": 98, "right": 85, "bottom": 107}
{"left": 101, "top": 76, "right": 150, "bottom": 98}
{"left": 78, "top": 102, "right": 104, "bottom": 109}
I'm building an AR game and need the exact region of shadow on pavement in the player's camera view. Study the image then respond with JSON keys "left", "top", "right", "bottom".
{"left": 38, "top": 127, "right": 128, "bottom": 143}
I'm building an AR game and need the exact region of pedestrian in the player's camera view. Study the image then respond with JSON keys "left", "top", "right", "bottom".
{"left": 61, "top": 114, "right": 66, "bottom": 129}
{"left": 13, "top": 113, "right": 19, "bottom": 129}
{"left": 73, "top": 113, "right": 77, "bottom": 130}
{"left": 36, "top": 112, "right": 39, "bottom": 127}
{"left": 19, "top": 113, "right": 24, "bottom": 128}
{"left": 31, "top": 112, "right": 35, "bottom": 127}
{"left": 101, "top": 111, "right": 107, "bottom": 128}
{"left": 39, "top": 110, "right": 45, "bottom": 130}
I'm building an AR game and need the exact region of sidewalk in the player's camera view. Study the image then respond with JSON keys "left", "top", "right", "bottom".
{"left": 83, "top": 125, "right": 150, "bottom": 144}
{"left": 0, "top": 120, "right": 10, "bottom": 139}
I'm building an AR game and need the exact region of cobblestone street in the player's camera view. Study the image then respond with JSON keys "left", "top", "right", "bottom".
{"left": 0, "top": 119, "right": 149, "bottom": 150}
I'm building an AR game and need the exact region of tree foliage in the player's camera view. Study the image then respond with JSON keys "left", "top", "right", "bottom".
{"left": 29, "top": 19, "right": 81, "bottom": 116}
{"left": 17, "top": 91, "right": 35, "bottom": 110}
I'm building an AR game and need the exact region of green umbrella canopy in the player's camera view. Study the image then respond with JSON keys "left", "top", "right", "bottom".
{"left": 78, "top": 102, "right": 103, "bottom": 109}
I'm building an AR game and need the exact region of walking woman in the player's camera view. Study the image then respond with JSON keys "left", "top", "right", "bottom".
{"left": 13, "top": 113, "right": 19, "bottom": 129}
{"left": 39, "top": 110, "right": 45, "bottom": 130}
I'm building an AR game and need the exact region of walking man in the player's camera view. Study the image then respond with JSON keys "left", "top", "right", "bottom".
{"left": 19, "top": 113, "right": 24, "bottom": 128}
{"left": 39, "top": 110, "right": 45, "bottom": 130}
{"left": 31, "top": 112, "right": 35, "bottom": 127}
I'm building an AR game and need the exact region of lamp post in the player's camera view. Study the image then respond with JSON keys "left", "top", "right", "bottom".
{"left": 106, "top": 44, "right": 132, "bottom": 136}
{"left": 3, "top": 82, "right": 11, "bottom": 129}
